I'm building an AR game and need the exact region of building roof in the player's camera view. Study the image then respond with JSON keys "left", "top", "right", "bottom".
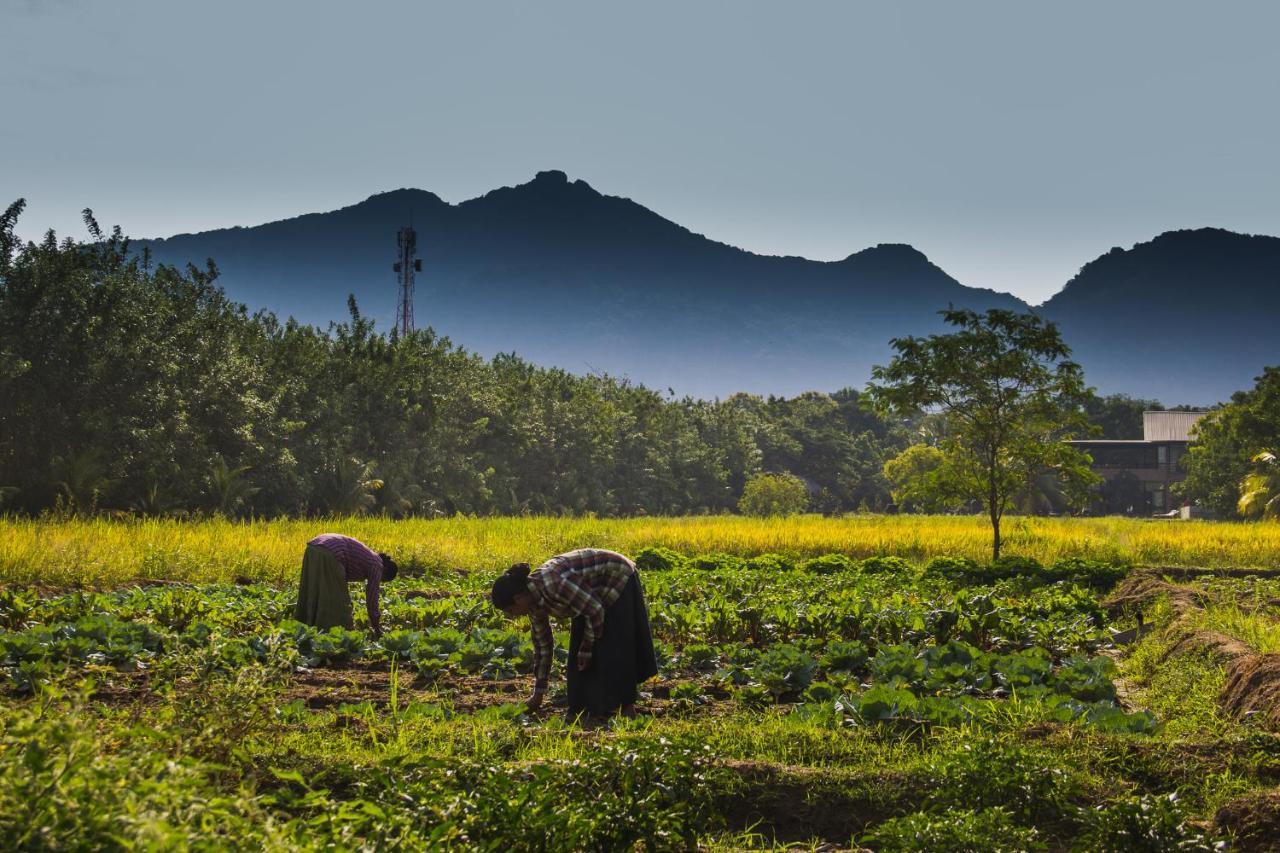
{"left": 1143, "top": 410, "right": 1209, "bottom": 443}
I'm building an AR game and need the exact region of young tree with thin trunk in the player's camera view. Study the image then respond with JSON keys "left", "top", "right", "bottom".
{"left": 866, "top": 308, "right": 1097, "bottom": 560}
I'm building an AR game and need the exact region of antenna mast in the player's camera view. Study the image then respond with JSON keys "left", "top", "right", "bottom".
{"left": 393, "top": 225, "right": 421, "bottom": 335}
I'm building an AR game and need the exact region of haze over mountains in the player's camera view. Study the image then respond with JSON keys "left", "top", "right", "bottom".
{"left": 134, "top": 171, "right": 1279, "bottom": 405}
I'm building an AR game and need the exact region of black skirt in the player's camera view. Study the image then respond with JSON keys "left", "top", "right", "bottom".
{"left": 567, "top": 572, "right": 659, "bottom": 717}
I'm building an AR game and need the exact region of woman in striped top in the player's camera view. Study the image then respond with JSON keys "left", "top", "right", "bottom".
{"left": 294, "top": 533, "right": 399, "bottom": 637}
{"left": 491, "top": 548, "right": 658, "bottom": 718}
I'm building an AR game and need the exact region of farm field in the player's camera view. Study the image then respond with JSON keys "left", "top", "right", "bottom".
{"left": 3, "top": 519, "right": 1280, "bottom": 849}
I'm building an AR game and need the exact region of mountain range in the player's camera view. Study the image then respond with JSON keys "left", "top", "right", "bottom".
{"left": 134, "top": 170, "right": 1279, "bottom": 404}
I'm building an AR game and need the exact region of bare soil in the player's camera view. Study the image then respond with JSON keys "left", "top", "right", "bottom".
{"left": 1104, "top": 572, "right": 1210, "bottom": 618}
{"left": 1214, "top": 787, "right": 1280, "bottom": 852}
{"left": 1221, "top": 654, "right": 1280, "bottom": 730}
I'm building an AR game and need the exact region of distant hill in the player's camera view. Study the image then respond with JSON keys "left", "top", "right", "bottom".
{"left": 134, "top": 170, "right": 1028, "bottom": 398}
{"left": 1041, "top": 228, "right": 1280, "bottom": 405}
{"left": 135, "top": 172, "right": 1277, "bottom": 403}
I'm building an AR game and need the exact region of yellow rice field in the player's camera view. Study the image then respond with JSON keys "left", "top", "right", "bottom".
{"left": 2, "top": 514, "right": 1278, "bottom": 587}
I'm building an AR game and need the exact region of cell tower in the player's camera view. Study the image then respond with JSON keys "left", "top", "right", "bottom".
{"left": 393, "top": 225, "right": 421, "bottom": 335}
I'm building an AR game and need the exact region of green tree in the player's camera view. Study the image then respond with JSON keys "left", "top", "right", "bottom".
{"left": 867, "top": 308, "right": 1097, "bottom": 559}
{"left": 882, "top": 444, "right": 959, "bottom": 513}
{"left": 322, "top": 456, "right": 384, "bottom": 516}
{"left": 1238, "top": 450, "right": 1280, "bottom": 520}
{"left": 0, "top": 199, "right": 914, "bottom": 520}
{"left": 738, "top": 472, "right": 809, "bottom": 517}
{"left": 1181, "top": 367, "right": 1280, "bottom": 517}
{"left": 206, "top": 454, "right": 260, "bottom": 517}
{"left": 1084, "top": 394, "right": 1163, "bottom": 439}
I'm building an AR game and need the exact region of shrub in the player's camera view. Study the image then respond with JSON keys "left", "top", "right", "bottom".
{"left": 1074, "top": 793, "right": 1225, "bottom": 852}
{"left": 1046, "top": 557, "right": 1128, "bottom": 589}
{"left": 744, "top": 553, "right": 795, "bottom": 572}
{"left": 634, "top": 546, "right": 684, "bottom": 572}
{"left": 861, "top": 556, "right": 914, "bottom": 575}
{"left": 686, "top": 553, "right": 746, "bottom": 572}
{"left": 737, "top": 472, "right": 809, "bottom": 517}
{"left": 862, "top": 807, "right": 1044, "bottom": 852}
{"left": 924, "top": 734, "right": 1076, "bottom": 824}
{"left": 799, "top": 554, "right": 857, "bottom": 575}
{"left": 924, "top": 555, "right": 981, "bottom": 578}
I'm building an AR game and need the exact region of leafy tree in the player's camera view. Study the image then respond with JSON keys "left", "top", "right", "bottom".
{"left": 738, "top": 472, "right": 809, "bottom": 517}
{"left": 883, "top": 444, "right": 959, "bottom": 513}
{"left": 206, "top": 454, "right": 260, "bottom": 517}
{"left": 322, "top": 456, "right": 385, "bottom": 516}
{"left": 1238, "top": 450, "right": 1280, "bottom": 520}
{"left": 867, "top": 308, "right": 1097, "bottom": 559}
{"left": 1181, "top": 367, "right": 1280, "bottom": 517}
{"left": 0, "top": 201, "right": 910, "bottom": 519}
{"left": 1084, "top": 394, "right": 1163, "bottom": 439}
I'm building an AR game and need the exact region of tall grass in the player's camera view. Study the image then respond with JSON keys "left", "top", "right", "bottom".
{"left": 3, "top": 514, "right": 1280, "bottom": 587}
{"left": 1187, "top": 602, "right": 1280, "bottom": 654}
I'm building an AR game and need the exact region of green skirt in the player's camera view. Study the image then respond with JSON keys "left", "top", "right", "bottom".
{"left": 294, "top": 544, "right": 354, "bottom": 629}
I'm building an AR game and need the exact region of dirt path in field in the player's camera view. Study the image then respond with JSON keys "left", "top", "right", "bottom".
{"left": 279, "top": 662, "right": 744, "bottom": 723}
{"left": 1106, "top": 570, "right": 1280, "bottom": 730}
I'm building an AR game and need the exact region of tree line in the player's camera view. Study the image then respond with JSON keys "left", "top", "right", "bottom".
{"left": 0, "top": 203, "right": 902, "bottom": 518}
{"left": 3, "top": 200, "right": 1273, "bottom": 526}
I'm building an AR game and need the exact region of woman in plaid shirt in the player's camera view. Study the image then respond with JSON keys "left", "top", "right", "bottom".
{"left": 491, "top": 548, "right": 658, "bottom": 718}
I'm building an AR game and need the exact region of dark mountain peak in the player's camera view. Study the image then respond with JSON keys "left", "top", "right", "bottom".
{"left": 360, "top": 187, "right": 447, "bottom": 208}
{"left": 841, "top": 242, "right": 930, "bottom": 266}
{"left": 1047, "top": 226, "right": 1280, "bottom": 310}
{"left": 466, "top": 169, "right": 602, "bottom": 206}
{"left": 1146, "top": 226, "right": 1263, "bottom": 246}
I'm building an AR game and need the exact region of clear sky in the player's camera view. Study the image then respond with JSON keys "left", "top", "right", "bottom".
{"left": 3, "top": 0, "right": 1278, "bottom": 304}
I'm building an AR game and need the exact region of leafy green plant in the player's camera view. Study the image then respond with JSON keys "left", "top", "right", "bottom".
{"left": 634, "top": 546, "right": 684, "bottom": 572}
{"left": 862, "top": 807, "right": 1045, "bottom": 852}
{"left": 821, "top": 639, "right": 869, "bottom": 674}
{"left": 799, "top": 554, "right": 857, "bottom": 574}
{"left": 1073, "top": 793, "right": 1226, "bottom": 852}
{"left": 752, "top": 644, "right": 817, "bottom": 697}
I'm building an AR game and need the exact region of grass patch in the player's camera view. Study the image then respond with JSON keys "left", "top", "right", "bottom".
{"left": 5, "top": 514, "right": 1280, "bottom": 587}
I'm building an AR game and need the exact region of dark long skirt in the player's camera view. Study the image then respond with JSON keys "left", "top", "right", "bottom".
{"left": 293, "top": 544, "right": 354, "bottom": 630}
{"left": 567, "top": 572, "right": 659, "bottom": 717}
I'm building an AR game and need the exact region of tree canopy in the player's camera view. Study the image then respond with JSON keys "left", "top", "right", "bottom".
{"left": 0, "top": 202, "right": 909, "bottom": 518}
{"left": 1181, "top": 367, "right": 1280, "bottom": 517}
{"left": 866, "top": 308, "right": 1097, "bottom": 558}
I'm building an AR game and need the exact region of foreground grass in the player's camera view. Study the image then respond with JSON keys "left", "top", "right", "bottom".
{"left": 4, "top": 514, "right": 1280, "bottom": 586}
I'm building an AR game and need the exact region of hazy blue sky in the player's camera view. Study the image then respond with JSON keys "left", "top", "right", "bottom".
{"left": 3, "top": 1, "right": 1278, "bottom": 303}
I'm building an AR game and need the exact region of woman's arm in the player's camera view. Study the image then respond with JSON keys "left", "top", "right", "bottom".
{"left": 529, "top": 611, "right": 554, "bottom": 708}
{"left": 365, "top": 573, "right": 382, "bottom": 637}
